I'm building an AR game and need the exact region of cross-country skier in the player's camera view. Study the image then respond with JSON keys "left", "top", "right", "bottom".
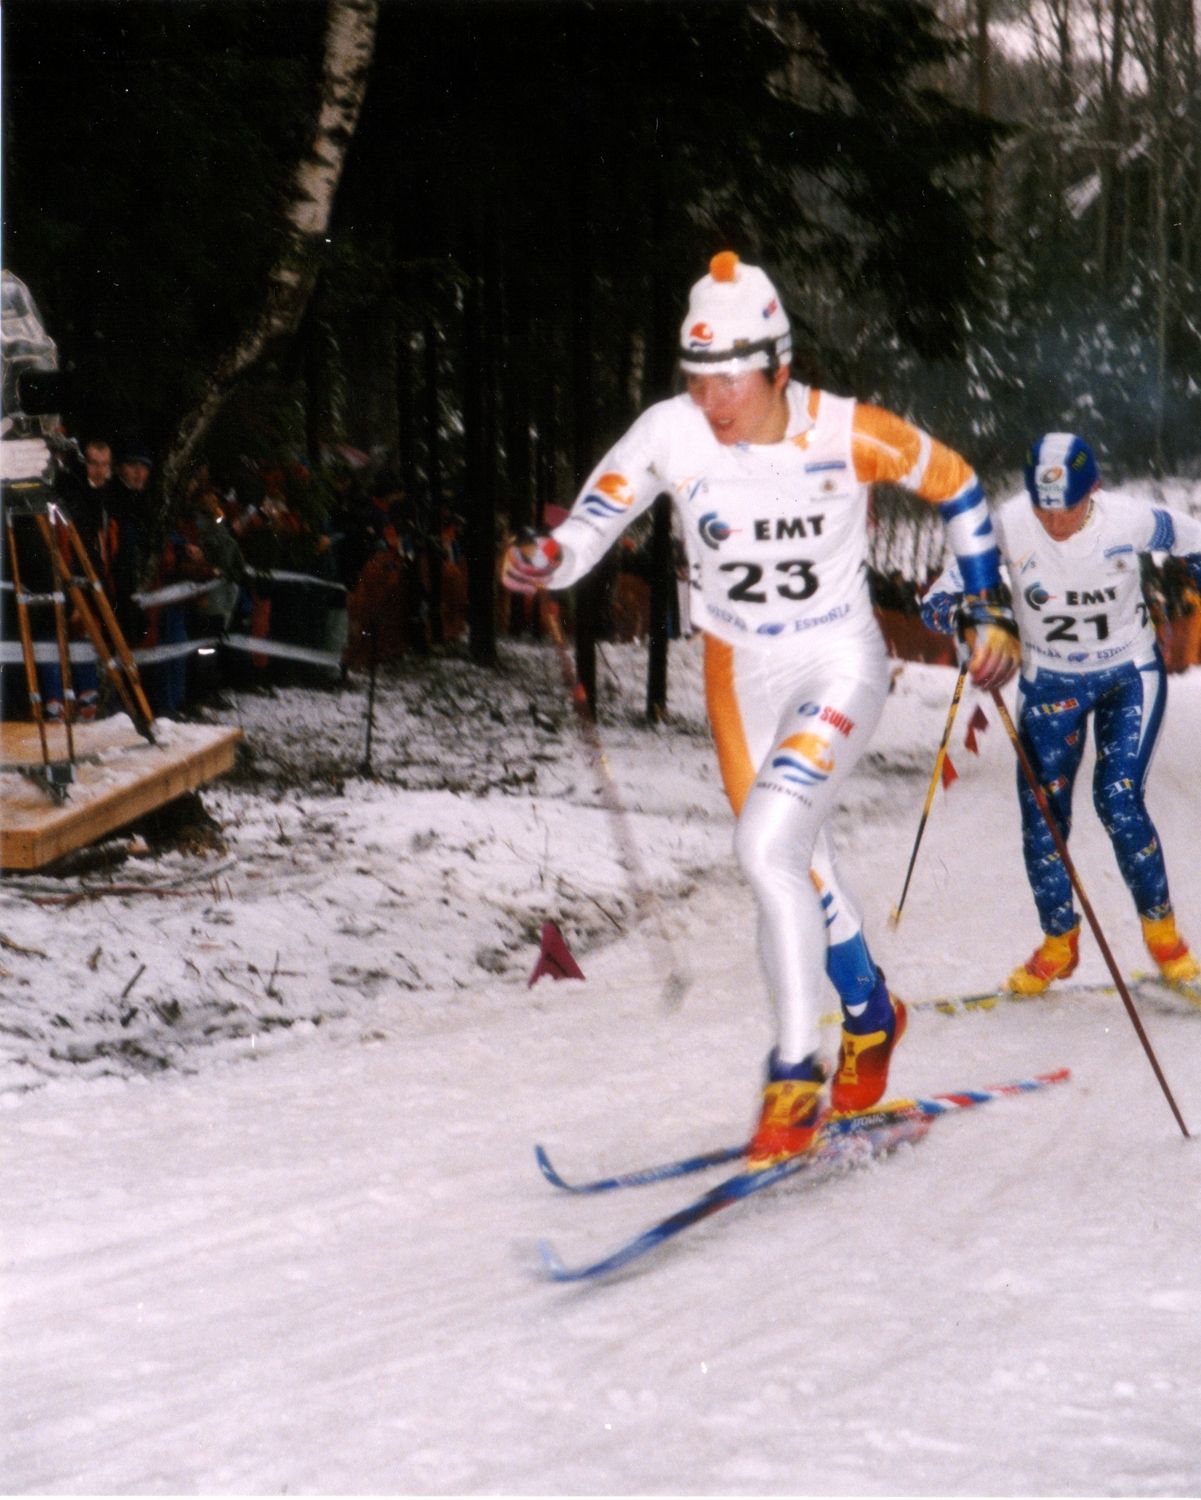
{"left": 502, "top": 251, "right": 1020, "bottom": 1167}
{"left": 921, "top": 432, "right": 1201, "bottom": 993}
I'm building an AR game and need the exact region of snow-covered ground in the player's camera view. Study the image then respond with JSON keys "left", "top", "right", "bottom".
{"left": 3, "top": 607, "right": 1201, "bottom": 1492}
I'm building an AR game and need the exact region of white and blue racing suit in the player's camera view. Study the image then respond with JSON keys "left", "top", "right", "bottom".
{"left": 922, "top": 489, "right": 1201, "bottom": 935}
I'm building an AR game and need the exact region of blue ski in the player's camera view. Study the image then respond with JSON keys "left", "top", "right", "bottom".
{"left": 538, "top": 1116, "right": 930, "bottom": 1283}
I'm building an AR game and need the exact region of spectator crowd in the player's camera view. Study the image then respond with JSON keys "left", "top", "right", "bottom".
{"left": 10, "top": 435, "right": 471, "bottom": 722}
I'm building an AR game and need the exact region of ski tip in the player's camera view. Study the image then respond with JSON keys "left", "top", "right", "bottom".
{"left": 537, "top": 1238, "right": 572, "bottom": 1281}
{"left": 534, "top": 1145, "right": 569, "bottom": 1189}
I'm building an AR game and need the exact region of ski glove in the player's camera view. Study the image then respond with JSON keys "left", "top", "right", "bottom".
{"left": 958, "top": 587, "right": 1020, "bottom": 689}
{"left": 501, "top": 533, "right": 562, "bottom": 595}
{"left": 920, "top": 588, "right": 960, "bottom": 638}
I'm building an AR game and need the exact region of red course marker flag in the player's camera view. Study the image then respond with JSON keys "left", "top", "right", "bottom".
{"left": 528, "top": 921, "right": 586, "bottom": 987}
{"left": 964, "top": 705, "right": 989, "bottom": 755}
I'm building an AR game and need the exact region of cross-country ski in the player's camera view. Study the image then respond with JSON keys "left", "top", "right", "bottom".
{"left": 539, "top": 1115, "right": 933, "bottom": 1283}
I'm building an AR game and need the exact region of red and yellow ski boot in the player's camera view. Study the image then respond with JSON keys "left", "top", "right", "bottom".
{"left": 831, "top": 988, "right": 907, "bottom": 1116}
{"left": 747, "top": 1051, "right": 827, "bottom": 1170}
{"left": 1142, "top": 913, "right": 1201, "bottom": 986}
{"left": 1005, "top": 924, "right": 1080, "bottom": 995}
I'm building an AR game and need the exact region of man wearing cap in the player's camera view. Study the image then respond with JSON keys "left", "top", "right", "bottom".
{"left": 502, "top": 250, "right": 1020, "bottom": 1167}
{"left": 922, "top": 432, "right": 1201, "bottom": 993}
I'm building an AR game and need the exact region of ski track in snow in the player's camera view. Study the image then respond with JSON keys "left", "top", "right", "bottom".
{"left": 3, "top": 623, "right": 1201, "bottom": 1494}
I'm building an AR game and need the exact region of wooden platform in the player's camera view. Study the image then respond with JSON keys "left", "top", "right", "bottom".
{"left": 0, "top": 716, "right": 241, "bottom": 870}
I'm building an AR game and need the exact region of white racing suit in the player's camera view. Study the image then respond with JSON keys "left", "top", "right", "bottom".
{"left": 547, "top": 381, "right": 1002, "bottom": 1062}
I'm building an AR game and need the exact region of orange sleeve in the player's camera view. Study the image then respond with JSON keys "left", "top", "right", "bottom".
{"left": 851, "top": 403, "right": 975, "bottom": 504}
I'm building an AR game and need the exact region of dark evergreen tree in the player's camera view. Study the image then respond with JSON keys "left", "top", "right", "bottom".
{"left": 3, "top": 0, "right": 322, "bottom": 449}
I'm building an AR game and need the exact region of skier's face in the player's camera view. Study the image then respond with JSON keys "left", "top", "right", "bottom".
{"left": 1035, "top": 495, "right": 1093, "bottom": 541}
{"left": 686, "top": 365, "right": 789, "bottom": 446}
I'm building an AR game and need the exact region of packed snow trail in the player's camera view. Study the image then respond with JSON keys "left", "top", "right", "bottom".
{"left": 3, "top": 656, "right": 1201, "bottom": 1494}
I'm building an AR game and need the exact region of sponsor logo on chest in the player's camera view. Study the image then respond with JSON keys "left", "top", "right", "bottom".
{"left": 753, "top": 514, "right": 826, "bottom": 541}
{"left": 1063, "top": 586, "right": 1118, "bottom": 606}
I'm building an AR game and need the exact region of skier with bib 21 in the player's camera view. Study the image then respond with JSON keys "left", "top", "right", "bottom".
{"left": 922, "top": 432, "right": 1201, "bottom": 994}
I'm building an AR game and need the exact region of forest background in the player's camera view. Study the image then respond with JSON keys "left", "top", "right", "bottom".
{"left": 4, "top": 0, "right": 1200, "bottom": 676}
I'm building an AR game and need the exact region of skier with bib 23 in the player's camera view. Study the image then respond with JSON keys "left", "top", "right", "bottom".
{"left": 503, "top": 252, "right": 1020, "bottom": 1167}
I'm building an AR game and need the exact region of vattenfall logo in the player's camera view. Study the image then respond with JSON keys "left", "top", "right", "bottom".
{"left": 581, "top": 472, "right": 636, "bottom": 520}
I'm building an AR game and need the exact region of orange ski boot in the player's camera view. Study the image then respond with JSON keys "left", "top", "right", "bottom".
{"left": 1005, "top": 925, "right": 1080, "bottom": 995}
{"left": 1142, "top": 914, "right": 1201, "bottom": 986}
{"left": 747, "top": 1051, "right": 827, "bottom": 1170}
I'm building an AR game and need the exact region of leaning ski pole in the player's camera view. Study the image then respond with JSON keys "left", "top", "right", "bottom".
{"left": 990, "top": 687, "right": 1190, "bottom": 1140}
{"left": 542, "top": 600, "right": 691, "bottom": 1011}
{"left": 890, "top": 661, "right": 969, "bottom": 927}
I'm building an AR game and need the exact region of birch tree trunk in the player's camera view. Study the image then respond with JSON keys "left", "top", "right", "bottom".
{"left": 160, "top": 0, "right": 379, "bottom": 503}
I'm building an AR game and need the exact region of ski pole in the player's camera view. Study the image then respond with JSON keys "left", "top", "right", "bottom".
{"left": 360, "top": 620, "right": 378, "bottom": 776}
{"left": 889, "top": 661, "right": 968, "bottom": 927}
{"left": 542, "top": 600, "right": 691, "bottom": 1011}
{"left": 990, "top": 686, "right": 1190, "bottom": 1140}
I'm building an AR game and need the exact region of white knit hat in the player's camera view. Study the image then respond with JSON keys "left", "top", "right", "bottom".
{"left": 678, "top": 252, "right": 792, "bottom": 374}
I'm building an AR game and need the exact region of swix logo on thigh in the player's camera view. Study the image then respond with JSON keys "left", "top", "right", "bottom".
{"left": 819, "top": 705, "right": 855, "bottom": 737}
{"left": 794, "top": 701, "right": 855, "bottom": 737}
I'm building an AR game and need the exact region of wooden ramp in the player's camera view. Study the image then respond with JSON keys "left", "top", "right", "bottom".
{"left": 0, "top": 716, "right": 241, "bottom": 870}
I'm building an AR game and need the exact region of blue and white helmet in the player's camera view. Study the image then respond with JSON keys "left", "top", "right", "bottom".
{"left": 1023, "top": 433, "right": 1098, "bottom": 510}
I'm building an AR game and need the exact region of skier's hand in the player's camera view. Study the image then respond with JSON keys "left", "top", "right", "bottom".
{"left": 958, "top": 589, "right": 1020, "bottom": 690}
{"left": 501, "top": 532, "right": 562, "bottom": 595}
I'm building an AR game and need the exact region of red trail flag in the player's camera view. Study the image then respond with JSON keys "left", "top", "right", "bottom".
{"left": 528, "top": 921, "right": 586, "bottom": 987}
{"left": 965, "top": 704, "right": 990, "bottom": 755}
